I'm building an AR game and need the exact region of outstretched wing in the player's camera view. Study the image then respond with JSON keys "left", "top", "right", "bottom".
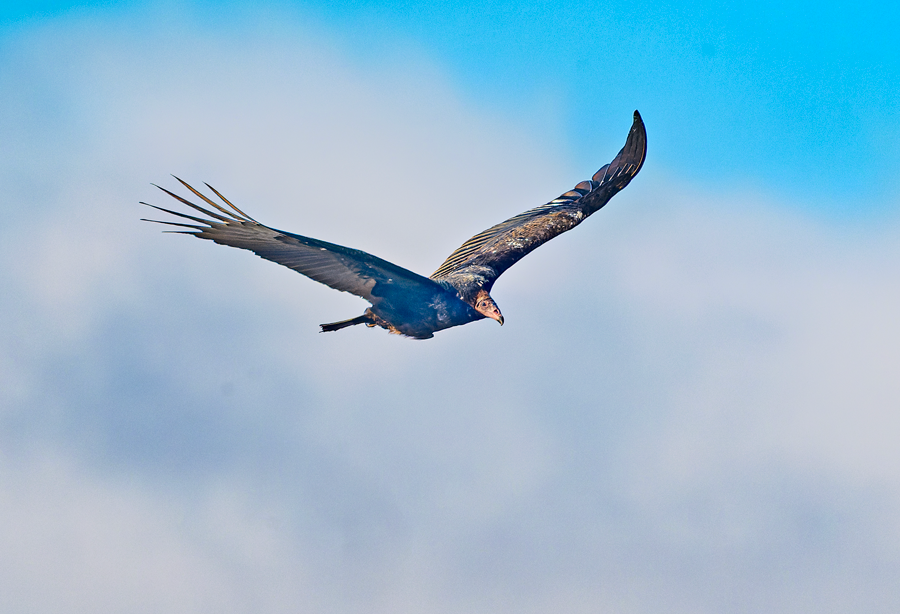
{"left": 142, "top": 177, "right": 444, "bottom": 305}
{"left": 431, "top": 110, "right": 646, "bottom": 282}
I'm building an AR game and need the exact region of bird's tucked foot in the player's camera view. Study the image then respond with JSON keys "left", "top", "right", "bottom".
{"left": 319, "top": 314, "right": 371, "bottom": 333}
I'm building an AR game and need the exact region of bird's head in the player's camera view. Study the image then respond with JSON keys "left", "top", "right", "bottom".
{"left": 473, "top": 289, "right": 504, "bottom": 326}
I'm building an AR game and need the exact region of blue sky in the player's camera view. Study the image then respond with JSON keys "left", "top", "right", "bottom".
{"left": 1, "top": 2, "right": 899, "bottom": 613}
{"left": 307, "top": 0, "right": 899, "bottom": 207}
{"left": 3, "top": 0, "right": 899, "bottom": 213}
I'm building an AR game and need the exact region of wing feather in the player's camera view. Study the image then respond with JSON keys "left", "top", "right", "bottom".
{"left": 431, "top": 110, "right": 646, "bottom": 281}
{"left": 142, "top": 180, "right": 443, "bottom": 304}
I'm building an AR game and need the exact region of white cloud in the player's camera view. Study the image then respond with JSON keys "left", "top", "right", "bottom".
{"left": 2, "top": 7, "right": 900, "bottom": 614}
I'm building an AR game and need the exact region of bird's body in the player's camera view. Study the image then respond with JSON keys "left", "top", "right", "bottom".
{"left": 143, "top": 111, "right": 646, "bottom": 339}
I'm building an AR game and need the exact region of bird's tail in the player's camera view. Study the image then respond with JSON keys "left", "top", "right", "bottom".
{"left": 320, "top": 314, "right": 371, "bottom": 333}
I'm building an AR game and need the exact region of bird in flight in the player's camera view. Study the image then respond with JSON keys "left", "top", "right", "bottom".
{"left": 143, "top": 111, "right": 646, "bottom": 339}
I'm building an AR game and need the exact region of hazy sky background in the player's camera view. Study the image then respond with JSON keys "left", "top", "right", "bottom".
{"left": 1, "top": 1, "right": 899, "bottom": 613}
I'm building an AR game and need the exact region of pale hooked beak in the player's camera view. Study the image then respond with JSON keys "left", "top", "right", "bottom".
{"left": 484, "top": 305, "right": 503, "bottom": 325}
{"left": 487, "top": 307, "right": 504, "bottom": 326}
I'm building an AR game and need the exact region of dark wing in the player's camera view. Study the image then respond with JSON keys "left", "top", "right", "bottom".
{"left": 142, "top": 177, "right": 444, "bottom": 305}
{"left": 431, "top": 110, "right": 646, "bottom": 282}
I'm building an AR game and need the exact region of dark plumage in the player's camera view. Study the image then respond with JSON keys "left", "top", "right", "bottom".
{"left": 142, "top": 110, "right": 647, "bottom": 339}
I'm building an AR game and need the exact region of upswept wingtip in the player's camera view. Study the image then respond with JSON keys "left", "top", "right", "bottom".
{"left": 627, "top": 109, "right": 647, "bottom": 175}
{"left": 589, "top": 110, "right": 647, "bottom": 186}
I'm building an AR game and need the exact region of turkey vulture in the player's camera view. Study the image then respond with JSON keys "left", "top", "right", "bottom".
{"left": 143, "top": 110, "right": 646, "bottom": 339}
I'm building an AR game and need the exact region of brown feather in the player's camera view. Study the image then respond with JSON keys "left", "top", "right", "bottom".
{"left": 431, "top": 110, "right": 646, "bottom": 282}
